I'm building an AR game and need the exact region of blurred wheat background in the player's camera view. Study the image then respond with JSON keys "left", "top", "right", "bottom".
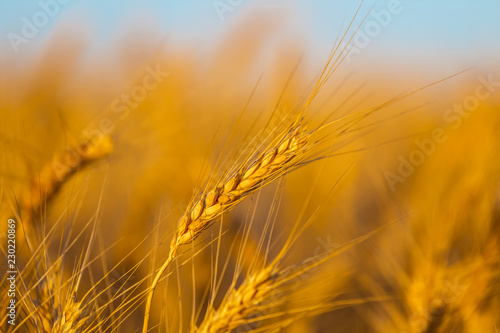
{"left": 1, "top": 1, "right": 500, "bottom": 332}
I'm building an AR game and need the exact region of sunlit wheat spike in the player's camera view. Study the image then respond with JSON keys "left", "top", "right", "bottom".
{"left": 143, "top": 116, "right": 310, "bottom": 332}
{"left": 194, "top": 265, "right": 278, "bottom": 333}
{"left": 51, "top": 296, "right": 87, "bottom": 333}
{"left": 193, "top": 220, "right": 395, "bottom": 333}
{"left": 33, "top": 261, "right": 88, "bottom": 333}
{"left": 172, "top": 118, "right": 309, "bottom": 249}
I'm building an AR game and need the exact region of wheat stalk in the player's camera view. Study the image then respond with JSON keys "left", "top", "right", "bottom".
{"left": 141, "top": 9, "right": 374, "bottom": 329}
{"left": 142, "top": 116, "right": 310, "bottom": 332}
{"left": 37, "top": 266, "right": 60, "bottom": 332}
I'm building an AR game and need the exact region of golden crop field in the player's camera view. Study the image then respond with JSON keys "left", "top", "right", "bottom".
{"left": 1, "top": 1, "right": 499, "bottom": 332}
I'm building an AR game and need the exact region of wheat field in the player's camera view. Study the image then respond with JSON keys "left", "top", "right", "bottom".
{"left": 1, "top": 1, "right": 500, "bottom": 333}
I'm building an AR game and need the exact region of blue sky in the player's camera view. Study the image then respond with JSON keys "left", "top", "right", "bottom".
{"left": 1, "top": 0, "right": 499, "bottom": 70}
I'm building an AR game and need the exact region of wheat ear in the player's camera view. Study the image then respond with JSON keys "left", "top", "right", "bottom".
{"left": 34, "top": 261, "right": 88, "bottom": 333}
{"left": 50, "top": 295, "right": 87, "bottom": 333}
{"left": 194, "top": 265, "right": 278, "bottom": 333}
{"left": 193, "top": 220, "right": 396, "bottom": 333}
{"left": 19, "top": 135, "right": 113, "bottom": 228}
{"left": 142, "top": 117, "right": 310, "bottom": 332}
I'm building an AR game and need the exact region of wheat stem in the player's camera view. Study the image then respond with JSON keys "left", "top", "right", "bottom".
{"left": 143, "top": 249, "right": 176, "bottom": 333}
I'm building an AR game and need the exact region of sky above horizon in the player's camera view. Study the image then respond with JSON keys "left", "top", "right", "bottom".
{"left": 1, "top": 1, "right": 499, "bottom": 73}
